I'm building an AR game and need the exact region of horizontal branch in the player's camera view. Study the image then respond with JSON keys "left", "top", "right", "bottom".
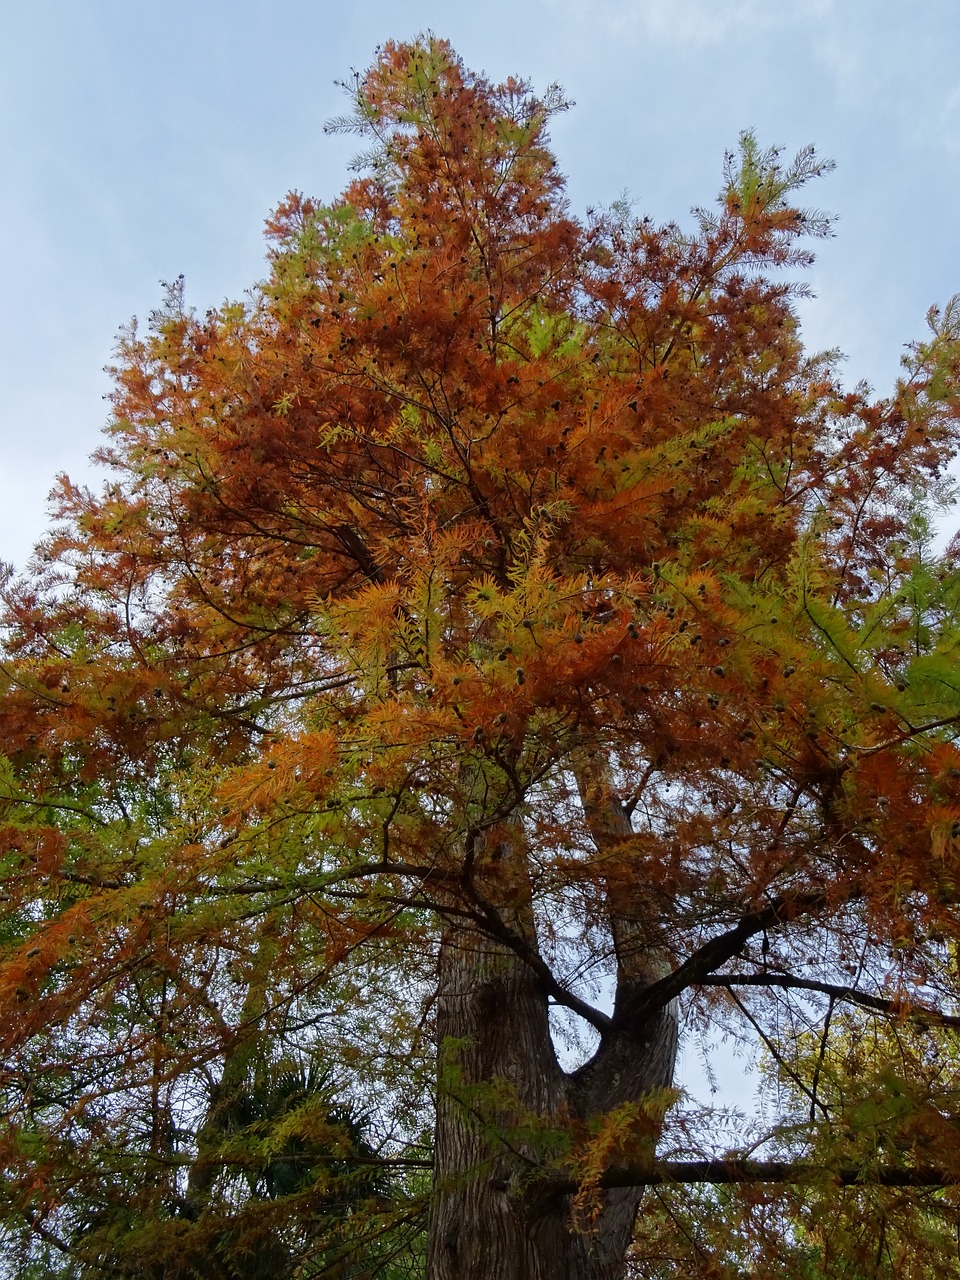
{"left": 36, "top": 1147, "right": 950, "bottom": 1190}
{"left": 636, "top": 1159, "right": 960, "bottom": 1188}
{"left": 700, "top": 972, "right": 960, "bottom": 1029}
{"left": 543, "top": 1159, "right": 960, "bottom": 1192}
{"left": 331, "top": 1155, "right": 960, "bottom": 1189}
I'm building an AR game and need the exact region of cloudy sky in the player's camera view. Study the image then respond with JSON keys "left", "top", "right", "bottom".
{"left": 2, "top": 0, "right": 957, "bottom": 1112}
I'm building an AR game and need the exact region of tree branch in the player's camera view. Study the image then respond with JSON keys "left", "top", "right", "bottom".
{"left": 544, "top": 1159, "right": 960, "bottom": 1192}
{"left": 700, "top": 972, "right": 960, "bottom": 1029}
{"left": 620, "top": 890, "right": 832, "bottom": 1025}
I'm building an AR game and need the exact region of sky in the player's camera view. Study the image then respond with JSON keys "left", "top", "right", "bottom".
{"left": 2, "top": 0, "right": 959, "bottom": 1110}
{"left": 2, "top": 1, "right": 959, "bottom": 572}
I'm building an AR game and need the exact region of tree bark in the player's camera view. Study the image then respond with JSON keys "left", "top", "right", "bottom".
{"left": 426, "top": 789, "right": 679, "bottom": 1280}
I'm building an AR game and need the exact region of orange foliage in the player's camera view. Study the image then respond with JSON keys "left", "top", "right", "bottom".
{"left": 2, "top": 34, "right": 960, "bottom": 1279}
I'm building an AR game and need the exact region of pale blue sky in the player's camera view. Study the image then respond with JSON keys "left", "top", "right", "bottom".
{"left": 2, "top": 0, "right": 957, "bottom": 1117}
{"left": 3, "top": 1, "right": 958, "bottom": 569}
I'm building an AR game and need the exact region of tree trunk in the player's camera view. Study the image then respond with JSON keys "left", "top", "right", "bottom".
{"left": 426, "top": 804, "right": 679, "bottom": 1280}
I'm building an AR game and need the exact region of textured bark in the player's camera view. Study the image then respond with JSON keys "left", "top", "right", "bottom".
{"left": 426, "top": 925, "right": 678, "bottom": 1280}
{"left": 426, "top": 782, "right": 680, "bottom": 1280}
{"left": 426, "top": 923, "right": 565, "bottom": 1279}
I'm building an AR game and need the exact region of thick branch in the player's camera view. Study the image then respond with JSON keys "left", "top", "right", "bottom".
{"left": 620, "top": 890, "right": 831, "bottom": 1025}
{"left": 547, "top": 1159, "right": 960, "bottom": 1191}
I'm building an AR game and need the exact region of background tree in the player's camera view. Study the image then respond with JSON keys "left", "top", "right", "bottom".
{"left": 628, "top": 1010, "right": 960, "bottom": 1278}
{"left": 2, "top": 35, "right": 960, "bottom": 1280}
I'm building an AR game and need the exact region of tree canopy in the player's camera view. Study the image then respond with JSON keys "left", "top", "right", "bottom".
{"left": 2, "top": 35, "right": 960, "bottom": 1280}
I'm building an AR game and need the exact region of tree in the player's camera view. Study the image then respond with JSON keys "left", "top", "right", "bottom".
{"left": 628, "top": 1009, "right": 960, "bottom": 1278}
{"left": 2, "top": 34, "right": 960, "bottom": 1280}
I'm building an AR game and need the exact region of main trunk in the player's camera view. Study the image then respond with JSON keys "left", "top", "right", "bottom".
{"left": 426, "top": 923, "right": 679, "bottom": 1280}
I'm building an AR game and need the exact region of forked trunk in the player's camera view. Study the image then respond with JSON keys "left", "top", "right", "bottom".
{"left": 426, "top": 923, "right": 678, "bottom": 1280}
